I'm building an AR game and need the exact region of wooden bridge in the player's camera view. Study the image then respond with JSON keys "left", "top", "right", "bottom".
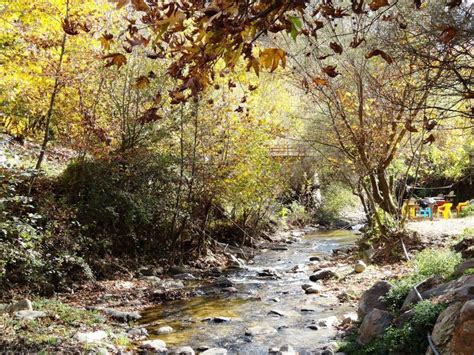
{"left": 269, "top": 144, "right": 317, "bottom": 158}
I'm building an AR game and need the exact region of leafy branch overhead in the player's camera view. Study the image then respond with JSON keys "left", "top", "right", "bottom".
{"left": 100, "top": 0, "right": 463, "bottom": 103}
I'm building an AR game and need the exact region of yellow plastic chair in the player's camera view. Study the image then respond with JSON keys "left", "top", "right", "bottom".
{"left": 456, "top": 201, "right": 469, "bottom": 215}
{"left": 402, "top": 202, "right": 417, "bottom": 219}
{"left": 437, "top": 202, "right": 452, "bottom": 219}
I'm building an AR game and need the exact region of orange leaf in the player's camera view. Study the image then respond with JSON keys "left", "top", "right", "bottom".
{"left": 103, "top": 53, "right": 127, "bottom": 68}
{"left": 366, "top": 49, "right": 394, "bottom": 64}
{"left": 131, "top": 0, "right": 149, "bottom": 12}
{"left": 368, "top": 0, "right": 389, "bottom": 11}
{"left": 133, "top": 76, "right": 150, "bottom": 89}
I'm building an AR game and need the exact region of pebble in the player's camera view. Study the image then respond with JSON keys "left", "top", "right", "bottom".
{"left": 155, "top": 326, "right": 173, "bottom": 334}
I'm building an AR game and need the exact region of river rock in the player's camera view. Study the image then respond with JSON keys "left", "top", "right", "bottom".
{"left": 173, "top": 273, "right": 197, "bottom": 281}
{"left": 258, "top": 268, "right": 279, "bottom": 277}
{"left": 310, "top": 256, "right": 323, "bottom": 262}
{"left": 317, "top": 316, "right": 338, "bottom": 328}
{"left": 340, "top": 312, "right": 358, "bottom": 325}
{"left": 454, "top": 258, "right": 474, "bottom": 276}
{"left": 75, "top": 330, "right": 108, "bottom": 343}
{"left": 155, "top": 326, "right": 173, "bottom": 334}
{"left": 309, "top": 269, "right": 337, "bottom": 282}
{"left": 277, "top": 344, "right": 297, "bottom": 355}
{"left": 127, "top": 327, "right": 148, "bottom": 337}
{"left": 14, "top": 310, "right": 46, "bottom": 320}
{"left": 170, "top": 346, "right": 195, "bottom": 355}
{"left": 354, "top": 260, "right": 366, "bottom": 273}
{"left": 103, "top": 308, "right": 141, "bottom": 322}
{"left": 357, "top": 309, "right": 393, "bottom": 345}
{"left": 357, "top": 280, "right": 392, "bottom": 320}
{"left": 213, "top": 316, "right": 231, "bottom": 323}
{"left": 200, "top": 348, "right": 227, "bottom": 355}
{"left": 213, "top": 276, "right": 233, "bottom": 288}
{"left": 6, "top": 299, "right": 33, "bottom": 314}
{"left": 268, "top": 309, "right": 286, "bottom": 317}
{"left": 305, "top": 285, "right": 323, "bottom": 294}
{"left": 140, "top": 339, "right": 167, "bottom": 352}
{"left": 245, "top": 325, "right": 277, "bottom": 336}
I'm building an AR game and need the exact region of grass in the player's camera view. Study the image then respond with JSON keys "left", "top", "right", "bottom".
{"left": 0, "top": 299, "right": 128, "bottom": 352}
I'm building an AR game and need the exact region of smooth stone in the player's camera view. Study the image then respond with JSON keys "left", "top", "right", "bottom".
{"left": 268, "top": 309, "right": 285, "bottom": 317}
{"left": 213, "top": 316, "right": 231, "bottom": 323}
{"left": 354, "top": 260, "right": 367, "bottom": 273}
{"left": 140, "top": 339, "right": 167, "bottom": 352}
{"left": 200, "top": 348, "right": 227, "bottom": 355}
{"left": 301, "top": 308, "right": 316, "bottom": 313}
{"left": 155, "top": 326, "right": 173, "bottom": 334}
{"left": 318, "top": 316, "right": 338, "bottom": 328}
{"left": 14, "top": 310, "right": 46, "bottom": 320}
{"left": 271, "top": 297, "right": 281, "bottom": 303}
{"left": 127, "top": 327, "right": 148, "bottom": 337}
{"left": 307, "top": 324, "right": 319, "bottom": 330}
{"left": 310, "top": 256, "right": 322, "bottom": 262}
{"left": 74, "top": 330, "right": 108, "bottom": 343}
{"left": 103, "top": 308, "right": 141, "bottom": 322}
{"left": 305, "top": 285, "right": 323, "bottom": 294}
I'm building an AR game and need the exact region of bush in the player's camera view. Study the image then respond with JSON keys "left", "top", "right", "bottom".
{"left": 384, "top": 248, "right": 460, "bottom": 310}
{"left": 278, "top": 201, "right": 311, "bottom": 227}
{"left": 460, "top": 204, "right": 474, "bottom": 217}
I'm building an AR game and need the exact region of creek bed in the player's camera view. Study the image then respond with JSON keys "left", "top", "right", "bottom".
{"left": 138, "top": 230, "right": 359, "bottom": 353}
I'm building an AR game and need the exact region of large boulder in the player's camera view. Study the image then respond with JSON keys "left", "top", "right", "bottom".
{"left": 357, "top": 281, "right": 392, "bottom": 320}
{"left": 429, "top": 300, "right": 474, "bottom": 354}
{"left": 357, "top": 309, "right": 393, "bottom": 345}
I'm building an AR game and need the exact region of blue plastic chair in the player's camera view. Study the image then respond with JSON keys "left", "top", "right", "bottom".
{"left": 418, "top": 207, "right": 432, "bottom": 218}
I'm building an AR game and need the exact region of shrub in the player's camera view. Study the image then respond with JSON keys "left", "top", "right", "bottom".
{"left": 278, "top": 201, "right": 311, "bottom": 227}
{"left": 384, "top": 248, "right": 461, "bottom": 310}
{"left": 460, "top": 204, "right": 474, "bottom": 217}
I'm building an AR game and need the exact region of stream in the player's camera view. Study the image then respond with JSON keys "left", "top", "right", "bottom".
{"left": 138, "top": 229, "right": 359, "bottom": 353}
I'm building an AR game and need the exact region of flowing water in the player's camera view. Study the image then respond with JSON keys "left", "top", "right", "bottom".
{"left": 138, "top": 230, "right": 359, "bottom": 353}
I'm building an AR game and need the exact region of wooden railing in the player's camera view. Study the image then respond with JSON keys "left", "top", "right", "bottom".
{"left": 269, "top": 144, "right": 316, "bottom": 157}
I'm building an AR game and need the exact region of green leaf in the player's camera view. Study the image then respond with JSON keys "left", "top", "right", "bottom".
{"left": 289, "top": 16, "right": 302, "bottom": 41}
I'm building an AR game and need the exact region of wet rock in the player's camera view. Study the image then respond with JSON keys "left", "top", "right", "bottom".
{"left": 354, "top": 260, "right": 366, "bottom": 273}
{"left": 310, "top": 256, "right": 322, "bottom": 262}
{"left": 271, "top": 246, "right": 289, "bottom": 251}
{"left": 75, "top": 330, "right": 108, "bottom": 343}
{"left": 307, "top": 324, "right": 319, "bottom": 330}
{"left": 155, "top": 326, "right": 173, "bottom": 334}
{"left": 228, "top": 254, "right": 246, "bottom": 269}
{"left": 200, "top": 348, "right": 227, "bottom": 355}
{"left": 268, "top": 309, "right": 285, "bottom": 317}
{"left": 309, "top": 269, "right": 337, "bottom": 282}
{"left": 301, "top": 308, "right": 316, "bottom": 313}
{"left": 140, "top": 339, "right": 167, "bottom": 352}
{"left": 245, "top": 325, "right": 277, "bottom": 336}
{"left": 271, "top": 297, "right": 280, "bottom": 303}
{"left": 317, "top": 316, "right": 338, "bottom": 328}
{"left": 223, "top": 287, "right": 238, "bottom": 293}
{"left": 289, "top": 264, "right": 305, "bottom": 273}
{"left": 213, "top": 316, "right": 231, "bottom": 323}
{"left": 340, "top": 312, "right": 358, "bottom": 325}
{"left": 103, "top": 308, "right": 141, "bottom": 323}
{"left": 278, "top": 344, "right": 297, "bottom": 355}
{"left": 173, "top": 273, "right": 197, "bottom": 281}
{"left": 213, "top": 276, "right": 233, "bottom": 288}
{"left": 454, "top": 259, "right": 474, "bottom": 276}
{"left": 6, "top": 299, "right": 33, "bottom": 314}
{"left": 257, "top": 268, "right": 279, "bottom": 277}
{"left": 357, "top": 280, "right": 392, "bottom": 320}
{"left": 14, "top": 310, "right": 46, "bottom": 320}
{"left": 357, "top": 309, "right": 393, "bottom": 345}
{"left": 140, "top": 276, "right": 162, "bottom": 284}
{"left": 170, "top": 346, "right": 195, "bottom": 355}
{"left": 127, "top": 327, "right": 148, "bottom": 337}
